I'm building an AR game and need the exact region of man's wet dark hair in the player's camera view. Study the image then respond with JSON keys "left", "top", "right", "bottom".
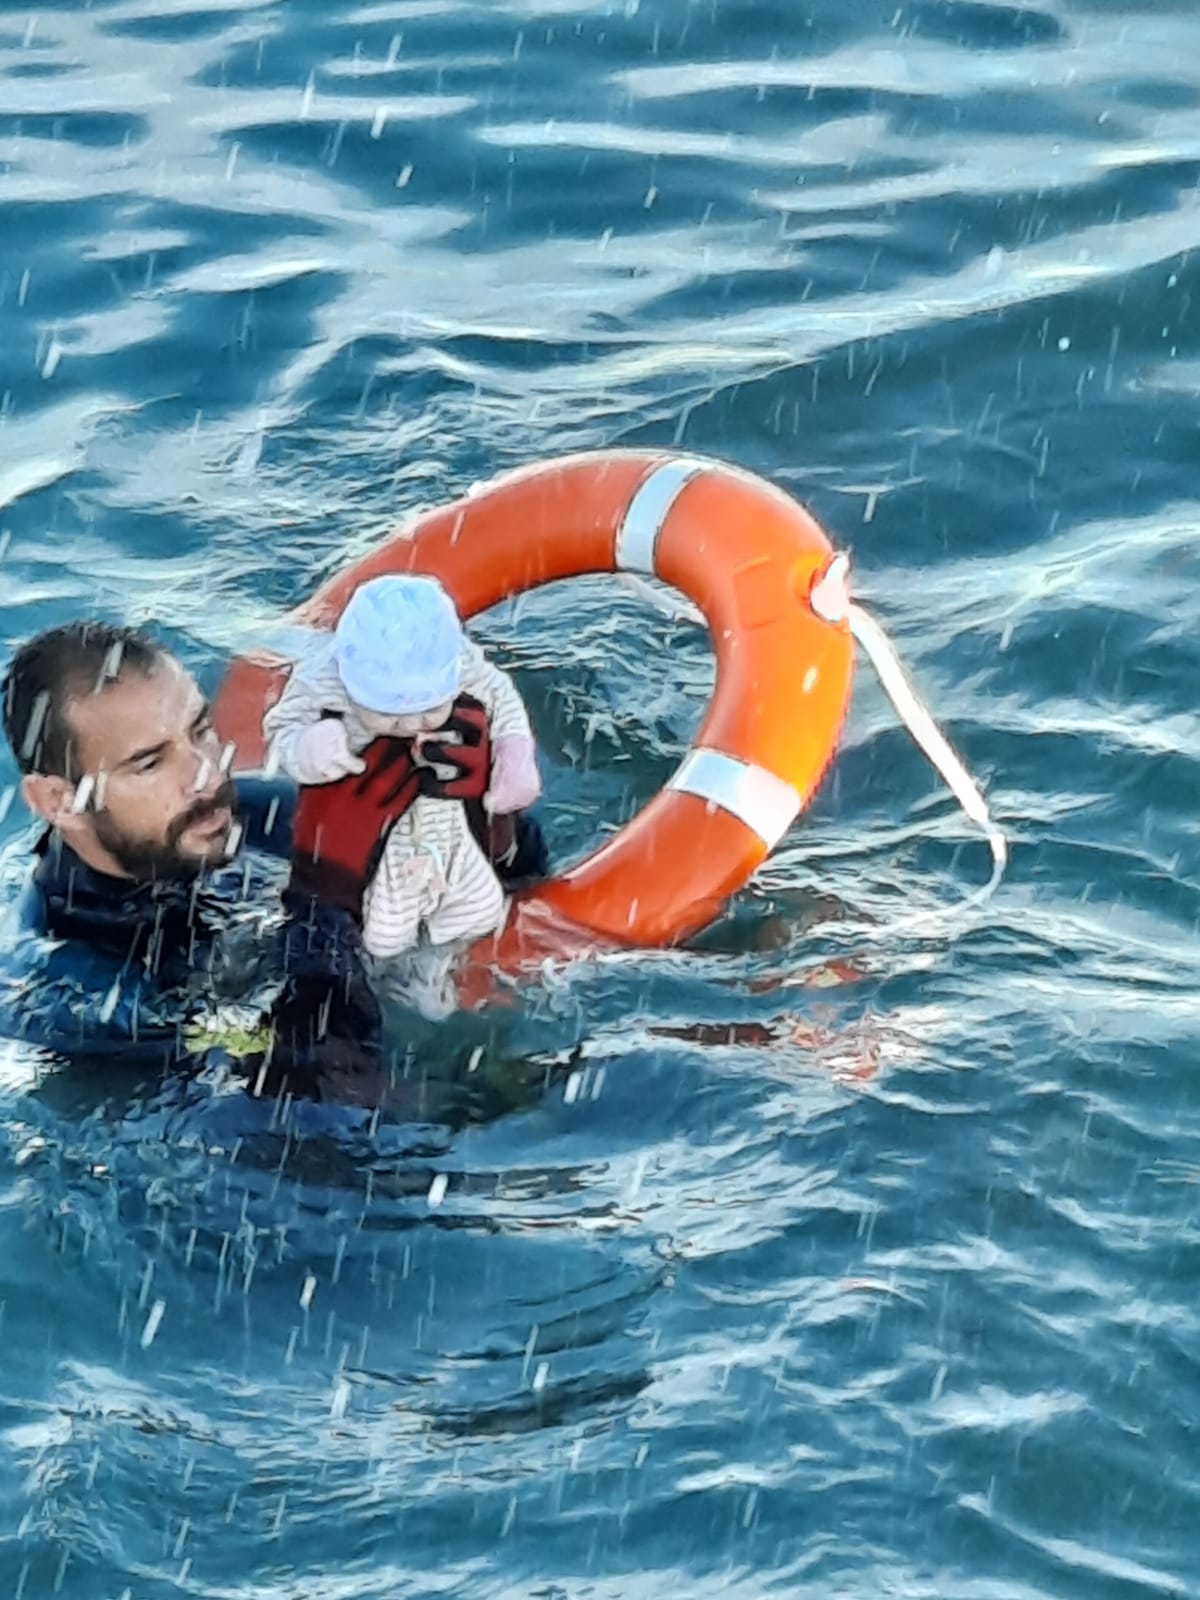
{"left": 2, "top": 622, "right": 163, "bottom": 779}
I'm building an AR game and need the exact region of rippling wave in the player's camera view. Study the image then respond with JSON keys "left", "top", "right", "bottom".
{"left": 3, "top": 0, "right": 1199, "bottom": 1594}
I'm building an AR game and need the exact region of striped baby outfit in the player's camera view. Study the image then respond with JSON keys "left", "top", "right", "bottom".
{"left": 265, "top": 632, "right": 529, "bottom": 958}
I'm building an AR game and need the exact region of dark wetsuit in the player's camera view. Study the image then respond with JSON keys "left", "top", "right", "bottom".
{"left": 0, "top": 774, "right": 545, "bottom": 1101}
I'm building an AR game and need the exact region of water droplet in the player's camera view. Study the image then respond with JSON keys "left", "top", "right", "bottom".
{"left": 140, "top": 1299, "right": 166, "bottom": 1349}
{"left": 99, "top": 978, "right": 122, "bottom": 1025}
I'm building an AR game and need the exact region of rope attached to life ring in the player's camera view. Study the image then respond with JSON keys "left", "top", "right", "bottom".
{"left": 626, "top": 547, "right": 1008, "bottom": 937}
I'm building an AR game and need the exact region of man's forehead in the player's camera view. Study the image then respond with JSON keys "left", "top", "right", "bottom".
{"left": 68, "top": 657, "right": 201, "bottom": 768}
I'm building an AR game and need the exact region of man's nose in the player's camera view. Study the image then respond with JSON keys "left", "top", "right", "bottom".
{"left": 188, "top": 742, "right": 222, "bottom": 799}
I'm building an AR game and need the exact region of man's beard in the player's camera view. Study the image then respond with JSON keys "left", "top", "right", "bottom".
{"left": 91, "top": 780, "right": 239, "bottom": 881}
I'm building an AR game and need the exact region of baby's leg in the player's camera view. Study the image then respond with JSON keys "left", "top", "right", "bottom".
{"left": 425, "top": 805, "right": 506, "bottom": 947}
{"left": 362, "top": 821, "right": 433, "bottom": 959}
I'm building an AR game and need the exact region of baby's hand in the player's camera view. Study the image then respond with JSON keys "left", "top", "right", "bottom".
{"left": 291, "top": 719, "right": 366, "bottom": 785}
{"left": 486, "top": 733, "right": 542, "bottom": 814}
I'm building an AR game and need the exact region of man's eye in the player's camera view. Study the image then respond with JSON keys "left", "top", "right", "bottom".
{"left": 195, "top": 718, "right": 215, "bottom": 739}
{"left": 136, "top": 754, "right": 162, "bottom": 773}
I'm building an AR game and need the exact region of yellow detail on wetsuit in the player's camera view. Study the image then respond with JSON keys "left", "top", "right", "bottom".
{"left": 183, "top": 1005, "right": 272, "bottom": 1061}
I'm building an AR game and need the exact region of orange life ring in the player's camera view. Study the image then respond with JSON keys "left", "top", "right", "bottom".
{"left": 213, "top": 450, "right": 853, "bottom": 957}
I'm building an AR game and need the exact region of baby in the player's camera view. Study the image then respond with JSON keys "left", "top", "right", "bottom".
{"left": 264, "top": 574, "right": 541, "bottom": 959}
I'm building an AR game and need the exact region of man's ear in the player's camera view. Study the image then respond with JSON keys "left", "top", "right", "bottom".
{"left": 20, "top": 772, "right": 81, "bottom": 832}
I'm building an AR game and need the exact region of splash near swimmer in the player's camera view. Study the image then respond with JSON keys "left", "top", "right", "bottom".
{"left": 213, "top": 450, "right": 1005, "bottom": 992}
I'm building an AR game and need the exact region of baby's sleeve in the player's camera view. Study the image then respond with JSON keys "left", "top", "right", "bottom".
{"left": 459, "top": 640, "right": 533, "bottom": 742}
{"left": 262, "top": 653, "right": 346, "bottom": 779}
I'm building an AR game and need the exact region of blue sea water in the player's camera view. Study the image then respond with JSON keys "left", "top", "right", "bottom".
{"left": 2, "top": 0, "right": 1200, "bottom": 1594}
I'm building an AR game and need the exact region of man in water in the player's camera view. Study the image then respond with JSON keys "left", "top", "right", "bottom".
{"left": 0, "top": 620, "right": 539, "bottom": 1098}
{"left": 8, "top": 623, "right": 240, "bottom": 885}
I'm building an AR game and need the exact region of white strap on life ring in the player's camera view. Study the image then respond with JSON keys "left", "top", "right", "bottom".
{"left": 846, "top": 599, "right": 1007, "bottom": 919}
{"left": 614, "top": 457, "right": 707, "bottom": 574}
{"left": 616, "top": 458, "right": 804, "bottom": 849}
{"left": 667, "top": 748, "right": 801, "bottom": 850}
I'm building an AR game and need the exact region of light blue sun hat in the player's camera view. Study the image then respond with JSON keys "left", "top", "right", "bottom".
{"left": 334, "top": 574, "right": 465, "bottom": 714}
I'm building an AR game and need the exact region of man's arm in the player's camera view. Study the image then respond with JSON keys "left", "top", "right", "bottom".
{"left": 256, "top": 892, "right": 385, "bottom": 1102}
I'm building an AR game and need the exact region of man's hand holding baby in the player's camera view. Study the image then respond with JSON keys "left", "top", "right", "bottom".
{"left": 412, "top": 696, "right": 490, "bottom": 800}
{"left": 412, "top": 698, "right": 540, "bottom": 814}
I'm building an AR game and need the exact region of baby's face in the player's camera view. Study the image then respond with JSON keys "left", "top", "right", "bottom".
{"left": 353, "top": 699, "right": 455, "bottom": 738}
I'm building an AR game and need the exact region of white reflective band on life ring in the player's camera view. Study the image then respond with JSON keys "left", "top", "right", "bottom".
{"left": 667, "top": 747, "right": 801, "bottom": 849}
{"left": 615, "top": 458, "right": 707, "bottom": 574}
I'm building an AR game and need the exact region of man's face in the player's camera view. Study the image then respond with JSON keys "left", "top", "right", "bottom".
{"left": 64, "top": 657, "right": 236, "bottom": 878}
